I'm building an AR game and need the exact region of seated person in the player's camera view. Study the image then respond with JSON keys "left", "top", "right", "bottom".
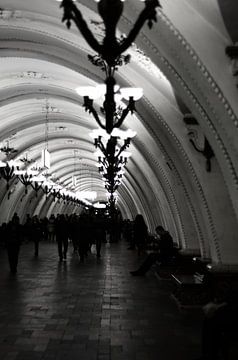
{"left": 130, "top": 225, "right": 178, "bottom": 276}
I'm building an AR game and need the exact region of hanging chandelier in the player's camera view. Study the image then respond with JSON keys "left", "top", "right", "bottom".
{"left": 60, "top": 0, "right": 160, "bottom": 68}
{"left": 0, "top": 140, "right": 18, "bottom": 157}
{"left": 60, "top": 0, "right": 161, "bottom": 133}
{"left": 90, "top": 128, "right": 135, "bottom": 204}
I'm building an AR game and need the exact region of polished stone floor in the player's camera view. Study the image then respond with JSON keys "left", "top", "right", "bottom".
{"left": 0, "top": 239, "right": 202, "bottom": 360}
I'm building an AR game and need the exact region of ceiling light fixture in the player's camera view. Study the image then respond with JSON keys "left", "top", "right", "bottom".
{"left": 60, "top": 0, "right": 161, "bottom": 133}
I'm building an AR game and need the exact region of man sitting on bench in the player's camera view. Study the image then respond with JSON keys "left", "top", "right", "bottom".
{"left": 130, "top": 225, "right": 178, "bottom": 276}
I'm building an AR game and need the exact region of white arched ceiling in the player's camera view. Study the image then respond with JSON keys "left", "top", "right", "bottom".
{"left": 0, "top": 0, "right": 238, "bottom": 267}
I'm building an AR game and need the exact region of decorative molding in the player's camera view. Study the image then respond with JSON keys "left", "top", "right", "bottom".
{"left": 122, "top": 8, "right": 238, "bottom": 224}
{"left": 0, "top": 9, "right": 23, "bottom": 20}
{"left": 141, "top": 97, "right": 212, "bottom": 258}
{"left": 184, "top": 114, "right": 215, "bottom": 172}
{"left": 16, "top": 71, "right": 50, "bottom": 80}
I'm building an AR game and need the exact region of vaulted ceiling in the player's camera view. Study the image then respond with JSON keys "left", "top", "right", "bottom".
{"left": 0, "top": 0, "right": 237, "bottom": 265}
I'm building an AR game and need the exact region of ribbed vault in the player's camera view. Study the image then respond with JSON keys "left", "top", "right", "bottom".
{"left": 0, "top": 0, "right": 238, "bottom": 266}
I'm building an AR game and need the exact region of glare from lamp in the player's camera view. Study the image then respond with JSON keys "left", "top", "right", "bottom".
{"left": 96, "top": 84, "right": 120, "bottom": 96}
{"left": 120, "top": 151, "right": 131, "bottom": 158}
{"left": 31, "top": 175, "right": 46, "bottom": 182}
{"left": 0, "top": 160, "right": 6, "bottom": 167}
{"left": 125, "top": 129, "right": 137, "bottom": 139}
{"left": 111, "top": 128, "right": 136, "bottom": 139}
{"left": 94, "top": 202, "right": 106, "bottom": 209}
{"left": 76, "top": 86, "right": 101, "bottom": 100}
{"left": 94, "top": 149, "right": 104, "bottom": 158}
{"left": 76, "top": 191, "right": 97, "bottom": 201}
{"left": 120, "top": 87, "right": 143, "bottom": 101}
{"left": 89, "top": 129, "right": 110, "bottom": 140}
{"left": 7, "top": 160, "right": 22, "bottom": 167}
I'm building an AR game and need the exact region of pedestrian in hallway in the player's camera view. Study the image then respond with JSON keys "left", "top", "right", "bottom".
{"left": 77, "top": 214, "right": 92, "bottom": 262}
{"left": 5, "top": 215, "right": 22, "bottom": 273}
{"left": 31, "top": 216, "right": 42, "bottom": 257}
{"left": 133, "top": 214, "right": 148, "bottom": 256}
{"left": 69, "top": 214, "right": 78, "bottom": 254}
{"left": 23, "top": 214, "right": 32, "bottom": 243}
{"left": 47, "top": 214, "right": 56, "bottom": 242}
{"left": 0, "top": 222, "right": 7, "bottom": 249}
{"left": 55, "top": 214, "right": 69, "bottom": 261}
{"left": 130, "top": 225, "right": 178, "bottom": 276}
{"left": 93, "top": 215, "right": 106, "bottom": 258}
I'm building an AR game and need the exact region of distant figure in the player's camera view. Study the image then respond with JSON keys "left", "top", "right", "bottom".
{"left": 55, "top": 214, "right": 68, "bottom": 261}
{"left": 133, "top": 214, "right": 148, "bottom": 255}
{"left": 0, "top": 222, "right": 7, "bottom": 249}
{"left": 5, "top": 216, "right": 22, "bottom": 273}
{"left": 31, "top": 216, "right": 42, "bottom": 257}
{"left": 130, "top": 225, "right": 177, "bottom": 276}
{"left": 47, "top": 214, "right": 56, "bottom": 242}
{"left": 93, "top": 216, "right": 106, "bottom": 258}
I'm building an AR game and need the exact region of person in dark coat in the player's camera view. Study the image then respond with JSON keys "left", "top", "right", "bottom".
{"left": 55, "top": 214, "right": 69, "bottom": 261}
{"left": 133, "top": 214, "right": 148, "bottom": 256}
{"left": 31, "top": 216, "right": 42, "bottom": 257}
{"left": 5, "top": 216, "right": 22, "bottom": 273}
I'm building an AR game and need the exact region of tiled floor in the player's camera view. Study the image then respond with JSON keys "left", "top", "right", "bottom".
{"left": 0, "top": 240, "right": 202, "bottom": 360}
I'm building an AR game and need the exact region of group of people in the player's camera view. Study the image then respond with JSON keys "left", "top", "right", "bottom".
{"left": 0, "top": 212, "right": 110, "bottom": 273}
{"left": 1, "top": 211, "right": 237, "bottom": 359}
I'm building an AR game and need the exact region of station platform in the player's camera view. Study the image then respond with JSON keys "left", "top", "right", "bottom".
{"left": 0, "top": 240, "right": 202, "bottom": 360}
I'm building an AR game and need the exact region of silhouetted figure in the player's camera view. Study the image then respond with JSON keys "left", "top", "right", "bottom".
{"left": 78, "top": 214, "right": 92, "bottom": 262}
{"left": 69, "top": 214, "right": 78, "bottom": 253}
{"left": 47, "top": 214, "right": 56, "bottom": 242}
{"left": 0, "top": 222, "right": 7, "bottom": 249}
{"left": 23, "top": 214, "right": 32, "bottom": 243}
{"left": 123, "top": 220, "right": 133, "bottom": 245}
{"left": 5, "top": 216, "right": 22, "bottom": 273}
{"left": 133, "top": 214, "right": 148, "bottom": 255}
{"left": 31, "top": 216, "right": 42, "bottom": 257}
{"left": 55, "top": 214, "right": 68, "bottom": 261}
{"left": 130, "top": 225, "right": 177, "bottom": 276}
{"left": 93, "top": 216, "right": 106, "bottom": 258}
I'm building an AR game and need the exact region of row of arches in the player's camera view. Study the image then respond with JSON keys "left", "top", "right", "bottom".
{"left": 0, "top": 0, "right": 237, "bottom": 266}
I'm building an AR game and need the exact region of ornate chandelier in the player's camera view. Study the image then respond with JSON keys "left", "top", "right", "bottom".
{"left": 60, "top": 0, "right": 160, "bottom": 133}
{"left": 59, "top": 0, "right": 161, "bottom": 211}
{"left": 90, "top": 128, "right": 136, "bottom": 206}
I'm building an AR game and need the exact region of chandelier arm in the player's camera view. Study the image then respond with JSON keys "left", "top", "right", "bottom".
{"left": 116, "top": 143, "right": 127, "bottom": 159}
{"left": 98, "top": 141, "right": 107, "bottom": 157}
{"left": 114, "top": 106, "right": 131, "bottom": 128}
{"left": 61, "top": 0, "right": 102, "bottom": 55}
{"left": 88, "top": 107, "right": 106, "bottom": 130}
{"left": 18, "top": 175, "right": 32, "bottom": 187}
{"left": 31, "top": 182, "right": 42, "bottom": 192}
{"left": 119, "top": 0, "right": 160, "bottom": 55}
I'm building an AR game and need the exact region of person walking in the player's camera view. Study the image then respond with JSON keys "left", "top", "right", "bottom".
{"left": 55, "top": 214, "right": 69, "bottom": 261}
{"left": 31, "top": 216, "right": 42, "bottom": 257}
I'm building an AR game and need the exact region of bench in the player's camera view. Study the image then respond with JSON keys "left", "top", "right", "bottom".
{"left": 170, "top": 272, "right": 210, "bottom": 311}
{"left": 153, "top": 252, "right": 205, "bottom": 280}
